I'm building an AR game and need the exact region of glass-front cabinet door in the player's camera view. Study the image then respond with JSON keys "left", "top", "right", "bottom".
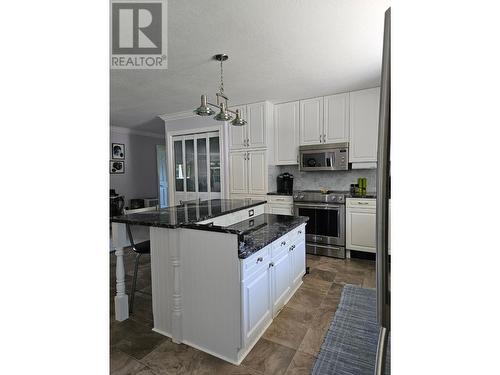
{"left": 173, "top": 131, "right": 222, "bottom": 205}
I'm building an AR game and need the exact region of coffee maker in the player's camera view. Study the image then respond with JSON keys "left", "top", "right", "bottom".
{"left": 277, "top": 173, "right": 294, "bottom": 195}
{"left": 110, "top": 189, "right": 125, "bottom": 217}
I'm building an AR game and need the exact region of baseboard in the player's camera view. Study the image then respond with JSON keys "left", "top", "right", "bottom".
{"left": 151, "top": 327, "right": 172, "bottom": 338}
{"left": 236, "top": 319, "right": 273, "bottom": 365}
{"left": 183, "top": 339, "right": 242, "bottom": 365}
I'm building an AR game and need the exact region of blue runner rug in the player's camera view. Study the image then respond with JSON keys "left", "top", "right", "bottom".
{"left": 311, "top": 284, "right": 390, "bottom": 375}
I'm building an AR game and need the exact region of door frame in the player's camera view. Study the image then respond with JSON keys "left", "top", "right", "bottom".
{"left": 155, "top": 144, "right": 168, "bottom": 208}
{"left": 166, "top": 124, "right": 229, "bottom": 205}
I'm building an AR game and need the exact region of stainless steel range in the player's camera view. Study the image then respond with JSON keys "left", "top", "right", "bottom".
{"left": 293, "top": 190, "right": 347, "bottom": 258}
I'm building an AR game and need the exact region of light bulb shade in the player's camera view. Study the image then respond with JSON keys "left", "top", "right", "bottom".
{"left": 230, "top": 109, "right": 247, "bottom": 126}
{"left": 194, "top": 95, "right": 215, "bottom": 116}
{"left": 214, "top": 103, "right": 233, "bottom": 121}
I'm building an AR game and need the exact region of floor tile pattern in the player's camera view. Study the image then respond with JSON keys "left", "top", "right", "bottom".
{"left": 110, "top": 249, "right": 375, "bottom": 374}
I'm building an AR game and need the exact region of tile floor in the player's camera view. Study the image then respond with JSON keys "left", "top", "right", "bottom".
{"left": 110, "top": 249, "right": 375, "bottom": 375}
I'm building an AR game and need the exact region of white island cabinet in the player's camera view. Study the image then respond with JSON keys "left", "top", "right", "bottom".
{"left": 111, "top": 200, "right": 306, "bottom": 365}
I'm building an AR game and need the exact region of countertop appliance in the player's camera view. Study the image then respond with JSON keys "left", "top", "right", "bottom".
{"left": 293, "top": 190, "right": 347, "bottom": 258}
{"left": 110, "top": 189, "right": 124, "bottom": 217}
{"left": 299, "top": 142, "right": 349, "bottom": 171}
{"left": 277, "top": 173, "right": 294, "bottom": 195}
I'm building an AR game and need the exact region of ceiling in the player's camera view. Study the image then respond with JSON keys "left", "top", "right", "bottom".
{"left": 111, "top": 0, "right": 390, "bottom": 134}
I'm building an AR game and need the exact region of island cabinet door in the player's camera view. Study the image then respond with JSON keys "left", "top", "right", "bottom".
{"left": 242, "top": 266, "right": 272, "bottom": 346}
{"left": 271, "top": 249, "right": 291, "bottom": 317}
{"left": 290, "top": 239, "right": 306, "bottom": 287}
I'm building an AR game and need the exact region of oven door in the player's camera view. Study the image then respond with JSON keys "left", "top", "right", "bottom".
{"left": 294, "top": 203, "right": 345, "bottom": 246}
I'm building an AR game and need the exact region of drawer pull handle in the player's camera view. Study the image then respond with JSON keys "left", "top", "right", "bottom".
{"left": 358, "top": 202, "right": 369, "bottom": 205}
{"left": 256, "top": 257, "right": 263, "bottom": 263}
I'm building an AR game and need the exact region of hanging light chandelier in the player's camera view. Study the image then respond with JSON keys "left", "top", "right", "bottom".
{"left": 194, "top": 54, "right": 247, "bottom": 126}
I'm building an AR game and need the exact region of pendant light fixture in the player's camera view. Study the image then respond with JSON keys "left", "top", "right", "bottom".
{"left": 194, "top": 54, "right": 247, "bottom": 126}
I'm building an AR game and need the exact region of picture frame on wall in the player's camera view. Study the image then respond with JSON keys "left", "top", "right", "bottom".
{"left": 111, "top": 143, "right": 125, "bottom": 159}
{"left": 110, "top": 160, "right": 125, "bottom": 174}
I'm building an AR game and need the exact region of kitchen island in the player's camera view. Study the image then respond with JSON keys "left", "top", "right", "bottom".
{"left": 111, "top": 199, "right": 308, "bottom": 364}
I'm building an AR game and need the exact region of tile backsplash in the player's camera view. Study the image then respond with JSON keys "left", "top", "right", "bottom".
{"left": 268, "top": 165, "right": 377, "bottom": 193}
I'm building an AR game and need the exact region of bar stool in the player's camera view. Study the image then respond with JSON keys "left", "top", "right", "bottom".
{"left": 123, "top": 206, "right": 158, "bottom": 314}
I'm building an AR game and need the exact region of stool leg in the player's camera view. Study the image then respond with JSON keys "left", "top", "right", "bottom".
{"left": 130, "top": 253, "right": 141, "bottom": 314}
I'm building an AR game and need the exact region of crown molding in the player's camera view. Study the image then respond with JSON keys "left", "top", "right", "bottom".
{"left": 110, "top": 126, "right": 165, "bottom": 139}
{"left": 158, "top": 110, "right": 196, "bottom": 122}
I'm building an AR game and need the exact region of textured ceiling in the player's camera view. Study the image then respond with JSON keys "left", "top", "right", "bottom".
{"left": 111, "top": 0, "right": 390, "bottom": 134}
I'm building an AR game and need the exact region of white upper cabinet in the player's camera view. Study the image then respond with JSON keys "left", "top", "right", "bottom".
{"left": 349, "top": 87, "right": 380, "bottom": 164}
{"left": 324, "top": 93, "right": 349, "bottom": 143}
{"left": 229, "top": 102, "right": 271, "bottom": 151}
{"left": 299, "top": 97, "right": 324, "bottom": 145}
{"left": 228, "top": 105, "right": 247, "bottom": 150}
{"left": 247, "top": 102, "right": 266, "bottom": 149}
{"left": 299, "top": 94, "right": 349, "bottom": 146}
{"left": 274, "top": 101, "right": 300, "bottom": 165}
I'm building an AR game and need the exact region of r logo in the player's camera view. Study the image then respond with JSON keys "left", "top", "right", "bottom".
{"left": 112, "top": 3, "right": 162, "bottom": 54}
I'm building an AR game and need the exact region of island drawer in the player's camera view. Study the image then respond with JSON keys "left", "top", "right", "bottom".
{"left": 288, "top": 224, "right": 306, "bottom": 244}
{"left": 271, "top": 234, "right": 290, "bottom": 258}
{"left": 267, "top": 195, "right": 293, "bottom": 204}
{"left": 241, "top": 245, "right": 271, "bottom": 280}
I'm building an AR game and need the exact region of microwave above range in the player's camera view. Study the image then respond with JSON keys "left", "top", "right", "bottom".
{"left": 299, "top": 142, "right": 349, "bottom": 171}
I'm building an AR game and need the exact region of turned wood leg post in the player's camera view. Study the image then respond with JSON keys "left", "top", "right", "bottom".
{"left": 112, "top": 222, "right": 129, "bottom": 321}
{"left": 114, "top": 246, "right": 129, "bottom": 321}
{"left": 170, "top": 230, "right": 183, "bottom": 343}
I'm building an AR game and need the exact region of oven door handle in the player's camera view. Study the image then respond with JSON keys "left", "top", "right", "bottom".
{"left": 294, "top": 203, "right": 343, "bottom": 209}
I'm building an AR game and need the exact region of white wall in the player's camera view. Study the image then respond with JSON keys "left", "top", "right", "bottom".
{"left": 110, "top": 129, "right": 164, "bottom": 206}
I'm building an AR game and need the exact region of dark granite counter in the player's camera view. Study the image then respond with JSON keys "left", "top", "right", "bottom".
{"left": 226, "top": 214, "right": 309, "bottom": 259}
{"left": 267, "top": 191, "right": 293, "bottom": 196}
{"left": 347, "top": 194, "right": 377, "bottom": 199}
{"left": 110, "top": 199, "right": 266, "bottom": 228}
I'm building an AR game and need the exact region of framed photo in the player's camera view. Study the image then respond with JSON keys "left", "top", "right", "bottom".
{"left": 110, "top": 160, "right": 125, "bottom": 174}
{"left": 111, "top": 143, "right": 125, "bottom": 159}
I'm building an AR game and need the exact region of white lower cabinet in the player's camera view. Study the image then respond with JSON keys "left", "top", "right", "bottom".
{"left": 240, "top": 224, "right": 306, "bottom": 348}
{"left": 266, "top": 195, "right": 294, "bottom": 216}
{"left": 290, "top": 239, "right": 306, "bottom": 287}
{"left": 242, "top": 263, "right": 272, "bottom": 346}
{"left": 346, "top": 198, "right": 376, "bottom": 253}
{"left": 267, "top": 204, "right": 294, "bottom": 216}
{"left": 271, "top": 249, "right": 291, "bottom": 317}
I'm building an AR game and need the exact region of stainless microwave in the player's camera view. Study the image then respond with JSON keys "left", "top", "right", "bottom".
{"left": 299, "top": 142, "right": 349, "bottom": 171}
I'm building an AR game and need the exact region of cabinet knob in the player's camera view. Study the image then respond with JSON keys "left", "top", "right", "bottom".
{"left": 256, "top": 257, "right": 263, "bottom": 263}
{"left": 298, "top": 230, "right": 302, "bottom": 234}
{"left": 281, "top": 241, "right": 286, "bottom": 246}
{"left": 269, "top": 262, "right": 274, "bottom": 268}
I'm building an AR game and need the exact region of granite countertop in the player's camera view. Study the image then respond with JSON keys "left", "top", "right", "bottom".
{"left": 110, "top": 199, "right": 267, "bottom": 228}
{"left": 225, "top": 214, "right": 309, "bottom": 259}
{"left": 347, "top": 194, "right": 377, "bottom": 199}
{"left": 267, "top": 191, "right": 293, "bottom": 196}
